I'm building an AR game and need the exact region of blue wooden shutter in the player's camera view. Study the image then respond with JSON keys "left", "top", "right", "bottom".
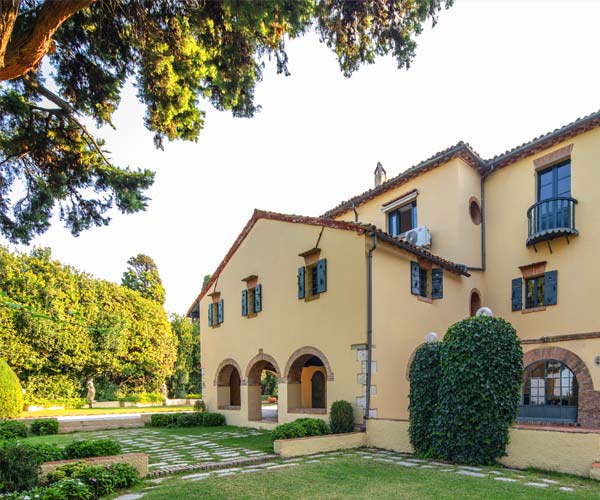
{"left": 317, "top": 259, "right": 327, "bottom": 294}
{"left": 208, "top": 303, "right": 213, "bottom": 326}
{"left": 241, "top": 289, "right": 248, "bottom": 316}
{"left": 431, "top": 269, "right": 443, "bottom": 299}
{"left": 255, "top": 284, "right": 262, "bottom": 312}
{"left": 411, "top": 262, "right": 421, "bottom": 296}
{"left": 511, "top": 278, "right": 523, "bottom": 311}
{"left": 544, "top": 270, "right": 558, "bottom": 306}
{"left": 298, "top": 266, "right": 305, "bottom": 299}
{"left": 217, "top": 299, "right": 224, "bottom": 324}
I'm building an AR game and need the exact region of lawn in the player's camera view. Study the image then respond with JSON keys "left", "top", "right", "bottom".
{"left": 141, "top": 453, "right": 600, "bottom": 500}
{"left": 20, "top": 405, "right": 194, "bottom": 418}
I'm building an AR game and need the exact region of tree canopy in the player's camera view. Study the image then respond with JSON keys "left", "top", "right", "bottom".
{"left": 121, "top": 253, "right": 166, "bottom": 304}
{"left": 0, "top": 0, "right": 452, "bottom": 243}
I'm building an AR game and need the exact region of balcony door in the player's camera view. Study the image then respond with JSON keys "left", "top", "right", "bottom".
{"left": 537, "top": 161, "right": 571, "bottom": 231}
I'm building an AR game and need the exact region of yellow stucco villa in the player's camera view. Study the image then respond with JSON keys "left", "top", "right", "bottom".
{"left": 187, "top": 110, "right": 600, "bottom": 432}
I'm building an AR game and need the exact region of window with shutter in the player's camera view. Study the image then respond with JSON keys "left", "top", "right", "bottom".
{"left": 431, "top": 269, "right": 443, "bottom": 299}
{"left": 217, "top": 300, "right": 224, "bottom": 324}
{"left": 297, "top": 266, "right": 305, "bottom": 299}
{"left": 544, "top": 270, "right": 558, "bottom": 306}
{"left": 241, "top": 289, "right": 248, "bottom": 316}
{"left": 512, "top": 278, "right": 523, "bottom": 311}
{"left": 316, "top": 259, "right": 327, "bottom": 294}
{"left": 254, "top": 284, "right": 262, "bottom": 312}
{"left": 410, "top": 262, "right": 421, "bottom": 296}
{"left": 208, "top": 302, "right": 214, "bottom": 326}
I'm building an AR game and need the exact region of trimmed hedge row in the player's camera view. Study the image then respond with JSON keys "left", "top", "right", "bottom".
{"left": 149, "top": 412, "right": 225, "bottom": 428}
{"left": 0, "top": 419, "right": 59, "bottom": 441}
{"left": 0, "top": 439, "right": 122, "bottom": 493}
{"left": 272, "top": 418, "right": 330, "bottom": 441}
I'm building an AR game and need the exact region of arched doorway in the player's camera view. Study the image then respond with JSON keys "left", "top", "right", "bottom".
{"left": 215, "top": 360, "right": 242, "bottom": 410}
{"left": 519, "top": 359, "right": 578, "bottom": 423}
{"left": 285, "top": 347, "right": 332, "bottom": 413}
{"left": 245, "top": 353, "right": 280, "bottom": 422}
{"left": 470, "top": 289, "right": 482, "bottom": 317}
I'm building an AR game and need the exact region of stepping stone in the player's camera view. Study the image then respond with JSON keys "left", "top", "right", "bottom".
{"left": 405, "top": 459, "right": 427, "bottom": 463}
{"left": 265, "top": 464, "right": 298, "bottom": 470}
{"left": 489, "top": 471, "right": 503, "bottom": 475}
{"left": 494, "top": 477, "right": 517, "bottom": 483}
{"left": 420, "top": 465, "right": 435, "bottom": 469}
{"left": 374, "top": 459, "right": 394, "bottom": 463}
{"left": 305, "top": 460, "right": 320, "bottom": 463}
{"left": 559, "top": 487, "right": 575, "bottom": 492}
{"left": 456, "top": 470, "right": 487, "bottom": 478}
{"left": 458, "top": 466, "right": 483, "bottom": 472}
{"left": 283, "top": 458, "right": 303, "bottom": 463}
{"left": 525, "top": 482, "right": 549, "bottom": 488}
{"left": 240, "top": 468, "right": 261, "bottom": 474}
{"left": 541, "top": 479, "right": 559, "bottom": 484}
{"left": 113, "top": 494, "right": 145, "bottom": 500}
{"left": 396, "top": 462, "right": 419, "bottom": 467}
{"left": 216, "top": 472, "right": 236, "bottom": 477}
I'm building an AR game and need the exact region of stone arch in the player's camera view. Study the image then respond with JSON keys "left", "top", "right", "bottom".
{"left": 245, "top": 351, "right": 281, "bottom": 386}
{"left": 523, "top": 346, "right": 599, "bottom": 428}
{"left": 284, "top": 346, "right": 334, "bottom": 383}
{"left": 213, "top": 358, "right": 243, "bottom": 386}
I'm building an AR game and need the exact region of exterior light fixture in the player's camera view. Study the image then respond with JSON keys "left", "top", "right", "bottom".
{"left": 425, "top": 332, "right": 440, "bottom": 343}
{"left": 595, "top": 356, "right": 600, "bottom": 366}
{"left": 476, "top": 307, "right": 493, "bottom": 317}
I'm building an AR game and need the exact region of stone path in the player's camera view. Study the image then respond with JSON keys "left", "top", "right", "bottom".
{"left": 67, "top": 427, "right": 269, "bottom": 474}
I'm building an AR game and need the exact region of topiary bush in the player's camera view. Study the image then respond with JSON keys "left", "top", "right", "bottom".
{"left": 63, "top": 439, "right": 121, "bottom": 460}
{"left": 408, "top": 342, "right": 442, "bottom": 456}
{"left": 329, "top": 400, "right": 354, "bottom": 434}
{"left": 201, "top": 413, "right": 226, "bottom": 427}
{"left": 0, "top": 360, "right": 23, "bottom": 419}
{"left": 431, "top": 316, "right": 523, "bottom": 465}
{"left": 29, "top": 419, "right": 59, "bottom": 436}
{"left": 271, "top": 418, "right": 330, "bottom": 441}
{"left": 148, "top": 413, "right": 176, "bottom": 427}
{"left": 0, "top": 420, "right": 28, "bottom": 440}
{"left": 175, "top": 412, "right": 203, "bottom": 427}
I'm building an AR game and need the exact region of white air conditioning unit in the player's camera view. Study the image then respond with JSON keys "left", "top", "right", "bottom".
{"left": 404, "top": 226, "right": 432, "bottom": 248}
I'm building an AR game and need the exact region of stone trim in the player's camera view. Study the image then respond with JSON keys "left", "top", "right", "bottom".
{"left": 245, "top": 351, "right": 281, "bottom": 385}
{"left": 519, "top": 261, "right": 547, "bottom": 279}
{"left": 533, "top": 143, "right": 573, "bottom": 170}
{"left": 521, "top": 331, "right": 600, "bottom": 344}
{"left": 288, "top": 408, "right": 327, "bottom": 414}
{"left": 523, "top": 346, "right": 600, "bottom": 428}
{"left": 213, "top": 358, "right": 243, "bottom": 387}
{"left": 284, "top": 346, "right": 334, "bottom": 383}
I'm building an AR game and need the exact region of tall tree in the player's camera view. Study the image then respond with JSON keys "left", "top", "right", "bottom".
{"left": 168, "top": 313, "right": 200, "bottom": 398}
{"left": 121, "top": 253, "right": 166, "bottom": 305}
{"left": 0, "top": 0, "right": 452, "bottom": 243}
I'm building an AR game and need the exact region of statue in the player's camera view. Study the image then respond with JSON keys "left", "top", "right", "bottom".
{"left": 86, "top": 379, "right": 96, "bottom": 408}
{"left": 160, "top": 382, "right": 168, "bottom": 405}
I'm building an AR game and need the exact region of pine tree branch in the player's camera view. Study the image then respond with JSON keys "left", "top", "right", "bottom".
{"left": 0, "top": 0, "right": 96, "bottom": 81}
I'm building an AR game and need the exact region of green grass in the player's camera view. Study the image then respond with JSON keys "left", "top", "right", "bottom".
{"left": 141, "top": 456, "right": 600, "bottom": 500}
{"left": 20, "top": 405, "right": 194, "bottom": 418}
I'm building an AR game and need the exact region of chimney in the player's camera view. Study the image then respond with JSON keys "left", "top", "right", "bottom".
{"left": 374, "top": 162, "right": 387, "bottom": 188}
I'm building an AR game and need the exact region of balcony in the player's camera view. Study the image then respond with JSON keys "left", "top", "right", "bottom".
{"left": 527, "top": 196, "right": 578, "bottom": 247}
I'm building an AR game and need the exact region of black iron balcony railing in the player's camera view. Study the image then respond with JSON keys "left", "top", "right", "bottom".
{"left": 527, "top": 196, "right": 578, "bottom": 246}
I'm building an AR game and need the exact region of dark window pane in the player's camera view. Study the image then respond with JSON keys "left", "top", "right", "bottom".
{"left": 557, "top": 177, "right": 571, "bottom": 197}
{"left": 557, "top": 162, "right": 570, "bottom": 179}
{"left": 418, "top": 267, "right": 427, "bottom": 297}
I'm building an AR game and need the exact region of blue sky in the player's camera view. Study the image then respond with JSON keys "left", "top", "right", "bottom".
{"left": 4, "top": 0, "right": 600, "bottom": 314}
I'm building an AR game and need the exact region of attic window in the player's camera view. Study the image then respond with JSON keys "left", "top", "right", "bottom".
{"left": 383, "top": 190, "right": 418, "bottom": 237}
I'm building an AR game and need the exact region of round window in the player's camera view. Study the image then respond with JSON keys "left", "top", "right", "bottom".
{"left": 469, "top": 198, "right": 482, "bottom": 225}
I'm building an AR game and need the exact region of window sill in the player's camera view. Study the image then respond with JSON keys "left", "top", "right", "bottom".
{"left": 287, "top": 408, "right": 327, "bottom": 415}
{"left": 304, "top": 294, "right": 321, "bottom": 302}
{"left": 218, "top": 405, "right": 241, "bottom": 411}
{"left": 417, "top": 296, "right": 433, "bottom": 304}
{"left": 245, "top": 313, "right": 258, "bottom": 319}
{"left": 522, "top": 306, "right": 546, "bottom": 314}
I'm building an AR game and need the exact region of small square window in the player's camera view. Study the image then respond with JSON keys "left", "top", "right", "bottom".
{"left": 525, "top": 275, "right": 545, "bottom": 309}
{"left": 388, "top": 201, "right": 417, "bottom": 237}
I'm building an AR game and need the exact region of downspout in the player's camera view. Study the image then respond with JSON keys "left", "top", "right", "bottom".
{"left": 365, "top": 233, "right": 377, "bottom": 426}
{"left": 352, "top": 203, "right": 359, "bottom": 223}
{"left": 480, "top": 175, "right": 487, "bottom": 271}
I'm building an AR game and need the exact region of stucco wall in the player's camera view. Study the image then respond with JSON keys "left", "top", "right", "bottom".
{"left": 200, "top": 218, "right": 368, "bottom": 426}
{"left": 274, "top": 432, "right": 367, "bottom": 458}
{"left": 365, "top": 418, "right": 413, "bottom": 453}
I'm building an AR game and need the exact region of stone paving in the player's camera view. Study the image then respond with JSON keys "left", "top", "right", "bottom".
{"left": 70, "top": 427, "right": 269, "bottom": 474}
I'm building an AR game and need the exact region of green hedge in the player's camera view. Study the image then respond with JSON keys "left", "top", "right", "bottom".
{"left": 148, "top": 412, "right": 225, "bottom": 428}
{"left": 62, "top": 439, "right": 121, "bottom": 460}
{"left": 329, "top": 401, "right": 354, "bottom": 434}
{"left": 0, "top": 420, "right": 28, "bottom": 440}
{"left": 29, "top": 419, "right": 59, "bottom": 436}
{"left": 408, "top": 342, "right": 441, "bottom": 456}
{"left": 0, "top": 441, "right": 62, "bottom": 493}
{"left": 0, "top": 360, "right": 23, "bottom": 419}
{"left": 117, "top": 392, "right": 164, "bottom": 404}
{"left": 272, "top": 418, "right": 330, "bottom": 441}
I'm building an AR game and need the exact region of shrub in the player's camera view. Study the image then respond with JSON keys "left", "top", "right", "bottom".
{"left": 118, "top": 392, "right": 163, "bottom": 404}
{"left": 408, "top": 342, "right": 442, "bottom": 456}
{"left": 0, "top": 360, "right": 23, "bottom": 419}
{"left": 0, "top": 420, "right": 28, "bottom": 440}
{"left": 295, "top": 418, "right": 330, "bottom": 436}
{"left": 0, "top": 441, "right": 62, "bottom": 492}
{"left": 186, "top": 393, "right": 201, "bottom": 399}
{"left": 23, "top": 374, "right": 81, "bottom": 407}
{"left": 272, "top": 418, "right": 329, "bottom": 441}
{"left": 193, "top": 400, "right": 206, "bottom": 412}
{"left": 329, "top": 401, "right": 354, "bottom": 434}
{"left": 63, "top": 439, "right": 121, "bottom": 460}
{"left": 175, "top": 413, "right": 203, "bottom": 427}
{"left": 431, "top": 316, "right": 523, "bottom": 465}
{"left": 201, "top": 413, "right": 225, "bottom": 427}
{"left": 30, "top": 419, "right": 59, "bottom": 436}
{"left": 149, "top": 413, "right": 175, "bottom": 427}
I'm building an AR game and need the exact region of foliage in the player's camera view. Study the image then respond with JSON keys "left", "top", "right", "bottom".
{"left": 62, "top": 439, "right": 121, "bottom": 460}
{"left": 431, "top": 316, "right": 523, "bottom": 465}
{"left": 408, "top": 342, "right": 441, "bottom": 456}
{"left": 117, "top": 392, "right": 163, "bottom": 404}
{"left": 272, "top": 418, "right": 330, "bottom": 441}
{"left": 175, "top": 413, "right": 203, "bottom": 427}
{"left": 168, "top": 314, "right": 201, "bottom": 398}
{"left": 0, "top": 360, "right": 23, "bottom": 419}
{"left": 0, "top": 479, "right": 94, "bottom": 500}
{"left": 29, "top": 419, "right": 59, "bottom": 436}
{"left": 121, "top": 254, "right": 166, "bottom": 305}
{"left": 0, "top": 441, "right": 55, "bottom": 492}
{"left": 261, "top": 371, "right": 278, "bottom": 397}
{"left": 200, "top": 413, "right": 226, "bottom": 427}
{"left": 148, "top": 414, "right": 175, "bottom": 427}
{"left": 0, "top": 420, "right": 27, "bottom": 440}
{"left": 329, "top": 400, "right": 354, "bottom": 434}
{"left": 0, "top": 246, "right": 177, "bottom": 402}
{"left": 193, "top": 400, "right": 206, "bottom": 412}
{"left": 0, "top": 1, "right": 452, "bottom": 243}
